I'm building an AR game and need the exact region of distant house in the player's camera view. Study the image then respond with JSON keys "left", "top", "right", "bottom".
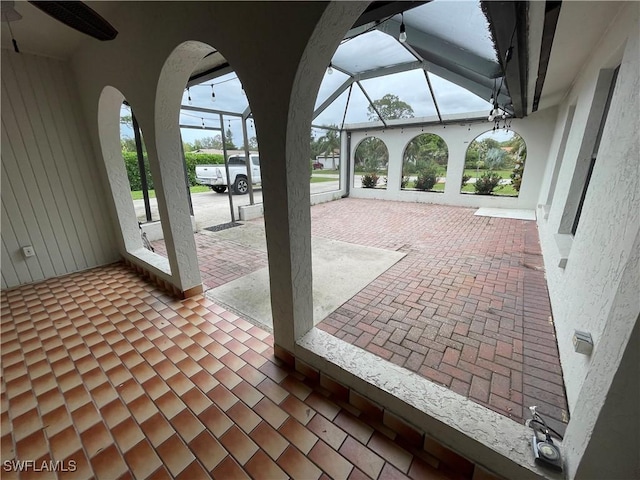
{"left": 316, "top": 149, "right": 340, "bottom": 169}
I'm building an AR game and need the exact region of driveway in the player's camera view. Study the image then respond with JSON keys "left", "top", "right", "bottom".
{"left": 134, "top": 179, "right": 339, "bottom": 230}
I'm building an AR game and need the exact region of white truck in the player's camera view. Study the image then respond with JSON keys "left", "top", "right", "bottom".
{"left": 195, "top": 154, "right": 261, "bottom": 194}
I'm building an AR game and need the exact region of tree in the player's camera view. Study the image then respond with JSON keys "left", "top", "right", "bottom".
{"left": 121, "top": 137, "right": 137, "bottom": 153}
{"left": 509, "top": 134, "right": 527, "bottom": 192}
{"left": 355, "top": 137, "right": 388, "bottom": 171}
{"left": 120, "top": 114, "right": 132, "bottom": 127}
{"left": 309, "top": 133, "right": 324, "bottom": 160}
{"left": 403, "top": 134, "right": 448, "bottom": 175}
{"left": 224, "top": 128, "right": 237, "bottom": 149}
{"left": 194, "top": 136, "right": 221, "bottom": 149}
{"left": 317, "top": 127, "right": 340, "bottom": 160}
{"left": 484, "top": 147, "right": 507, "bottom": 169}
{"left": 244, "top": 136, "right": 258, "bottom": 150}
{"left": 367, "top": 94, "right": 414, "bottom": 121}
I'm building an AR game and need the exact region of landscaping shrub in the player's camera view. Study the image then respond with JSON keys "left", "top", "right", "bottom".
{"left": 474, "top": 171, "right": 502, "bottom": 195}
{"left": 185, "top": 153, "right": 224, "bottom": 186}
{"left": 400, "top": 175, "right": 410, "bottom": 189}
{"left": 414, "top": 163, "right": 439, "bottom": 191}
{"left": 510, "top": 159, "right": 524, "bottom": 192}
{"left": 361, "top": 171, "right": 379, "bottom": 188}
{"left": 122, "top": 151, "right": 152, "bottom": 191}
{"left": 122, "top": 151, "right": 223, "bottom": 191}
{"left": 461, "top": 174, "right": 471, "bottom": 188}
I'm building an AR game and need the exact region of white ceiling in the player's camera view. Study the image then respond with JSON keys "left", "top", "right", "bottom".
{"left": 0, "top": 1, "right": 118, "bottom": 60}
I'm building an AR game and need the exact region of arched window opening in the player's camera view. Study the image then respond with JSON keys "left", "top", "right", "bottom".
{"left": 119, "top": 101, "right": 168, "bottom": 258}
{"left": 401, "top": 133, "right": 448, "bottom": 192}
{"left": 353, "top": 137, "right": 389, "bottom": 189}
{"left": 462, "top": 130, "right": 527, "bottom": 196}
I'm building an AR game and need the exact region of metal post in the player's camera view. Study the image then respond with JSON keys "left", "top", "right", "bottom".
{"left": 220, "top": 114, "right": 235, "bottom": 223}
{"left": 241, "top": 117, "right": 255, "bottom": 205}
{"left": 344, "top": 131, "right": 351, "bottom": 198}
{"left": 132, "top": 113, "right": 152, "bottom": 222}
{"left": 179, "top": 133, "right": 194, "bottom": 216}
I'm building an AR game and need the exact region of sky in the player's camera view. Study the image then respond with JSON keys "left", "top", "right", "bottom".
{"left": 121, "top": 1, "right": 512, "bottom": 147}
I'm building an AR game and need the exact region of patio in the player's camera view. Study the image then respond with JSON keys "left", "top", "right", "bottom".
{"left": 153, "top": 198, "right": 568, "bottom": 431}
{"left": 0, "top": 263, "right": 464, "bottom": 480}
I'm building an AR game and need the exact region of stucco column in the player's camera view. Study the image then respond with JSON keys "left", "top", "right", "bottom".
{"left": 151, "top": 42, "right": 216, "bottom": 295}
{"left": 97, "top": 87, "right": 141, "bottom": 254}
{"left": 443, "top": 134, "right": 468, "bottom": 199}
{"left": 386, "top": 132, "right": 403, "bottom": 193}
{"left": 237, "top": 2, "right": 366, "bottom": 351}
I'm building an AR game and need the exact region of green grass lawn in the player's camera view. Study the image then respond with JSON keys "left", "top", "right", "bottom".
{"left": 131, "top": 185, "right": 209, "bottom": 200}
{"left": 464, "top": 168, "right": 513, "bottom": 179}
{"left": 310, "top": 176, "right": 338, "bottom": 183}
{"left": 460, "top": 183, "right": 518, "bottom": 196}
{"left": 132, "top": 178, "right": 336, "bottom": 199}
{"left": 354, "top": 170, "right": 389, "bottom": 176}
{"left": 402, "top": 181, "right": 517, "bottom": 196}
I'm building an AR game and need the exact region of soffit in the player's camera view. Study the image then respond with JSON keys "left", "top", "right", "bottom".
{"left": 539, "top": 1, "right": 625, "bottom": 110}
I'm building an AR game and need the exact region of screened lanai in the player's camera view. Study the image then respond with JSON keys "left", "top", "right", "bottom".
{"left": 178, "top": 0, "right": 516, "bottom": 152}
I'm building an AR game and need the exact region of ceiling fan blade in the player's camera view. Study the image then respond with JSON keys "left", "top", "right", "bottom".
{"left": 29, "top": 1, "right": 117, "bottom": 41}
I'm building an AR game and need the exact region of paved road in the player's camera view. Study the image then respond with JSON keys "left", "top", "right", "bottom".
{"left": 134, "top": 180, "right": 339, "bottom": 230}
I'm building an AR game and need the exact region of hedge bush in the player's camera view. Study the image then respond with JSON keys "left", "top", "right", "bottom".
{"left": 510, "top": 159, "right": 524, "bottom": 192}
{"left": 361, "top": 171, "right": 379, "bottom": 188}
{"left": 122, "top": 151, "right": 224, "bottom": 191}
{"left": 474, "top": 171, "right": 502, "bottom": 195}
{"left": 414, "top": 163, "right": 439, "bottom": 191}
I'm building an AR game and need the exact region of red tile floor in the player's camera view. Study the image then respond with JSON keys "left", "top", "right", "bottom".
{"left": 157, "top": 199, "right": 568, "bottom": 430}
{"left": 1, "top": 264, "right": 466, "bottom": 479}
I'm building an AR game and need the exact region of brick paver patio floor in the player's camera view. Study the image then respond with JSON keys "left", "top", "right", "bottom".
{"left": 155, "top": 198, "right": 569, "bottom": 431}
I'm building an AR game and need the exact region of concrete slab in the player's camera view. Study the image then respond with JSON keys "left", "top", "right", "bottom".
{"left": 208, "top": 222, "right": 267, "bottom": 251}
{"left": 207, "top": 235, "right": 405, "bottom": 330}
{"left": 474, "top": 207, "right": 536, "bottom": 221}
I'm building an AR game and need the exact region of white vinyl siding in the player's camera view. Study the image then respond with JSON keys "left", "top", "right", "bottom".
{"left": 1, "top": 51, "right": 118, "bottom": 289}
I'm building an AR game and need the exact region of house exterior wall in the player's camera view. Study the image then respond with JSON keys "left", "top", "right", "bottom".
{"left": 1, "top": 51, "right": 118, "bottom": 289}
{"left": 536, "top": 3, "right": 639, "bottom": 477}
{"left": 347, "top": 106, "right": 557, "bottom": 210}
{"left": 536, "top": 2, "right": 639, "bottom": 410}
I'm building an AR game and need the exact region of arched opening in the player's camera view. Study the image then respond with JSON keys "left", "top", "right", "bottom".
{"left": 310, "top": 126, "right": 341, "bottom": 195}
{"left": 98, "top": 85, "right": 170, "bottom": 264}
{"left": 462, "top": 130, "right": 527, "bottom": 196}
{"left": 179, "top": 70, "right": 263, "bottom": 210}
{"left": 155, "top": 39, "right": 264, "bottom": 291}
{"left": 353, "top": 136, "right": 389, "bottom": 189}
{"left": 401, "top": 133, "right": 449, "bottom": 192}
{"left": 118, "top": 101, "right": 169, "bottom": 258}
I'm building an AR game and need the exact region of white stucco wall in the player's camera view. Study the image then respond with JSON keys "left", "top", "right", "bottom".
{"left": 14, "top": 1, "right": 634, "bottom": 477}
{"left": 68, "top": 1, "right": 366, "bottom": 330}
{"left": 347, "top": 107, "right": 558, "bottom": 210}
{"left": 535, "top": 3, "right": 639, "bottom": 477}
{"left": 536, "top": 2, "right": 639, "bottom": 411}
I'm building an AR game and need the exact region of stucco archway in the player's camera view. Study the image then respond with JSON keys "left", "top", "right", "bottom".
{"left": 353, "top": 136, "right": 389, "bottom": 189}
{"left": 236, "top": 2, "right": 368, "bottom": 351}
{"left": 97, "top": 86, "right": 149, "bottom": 255}
{"left": 401, "top": 133, "right": 449, "bottom": 192}
{"left": 463, "top": 129, "right": 527, "bottom": 196}
{"left": 151, "top": 41, "right": 224, "bottom": 293}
